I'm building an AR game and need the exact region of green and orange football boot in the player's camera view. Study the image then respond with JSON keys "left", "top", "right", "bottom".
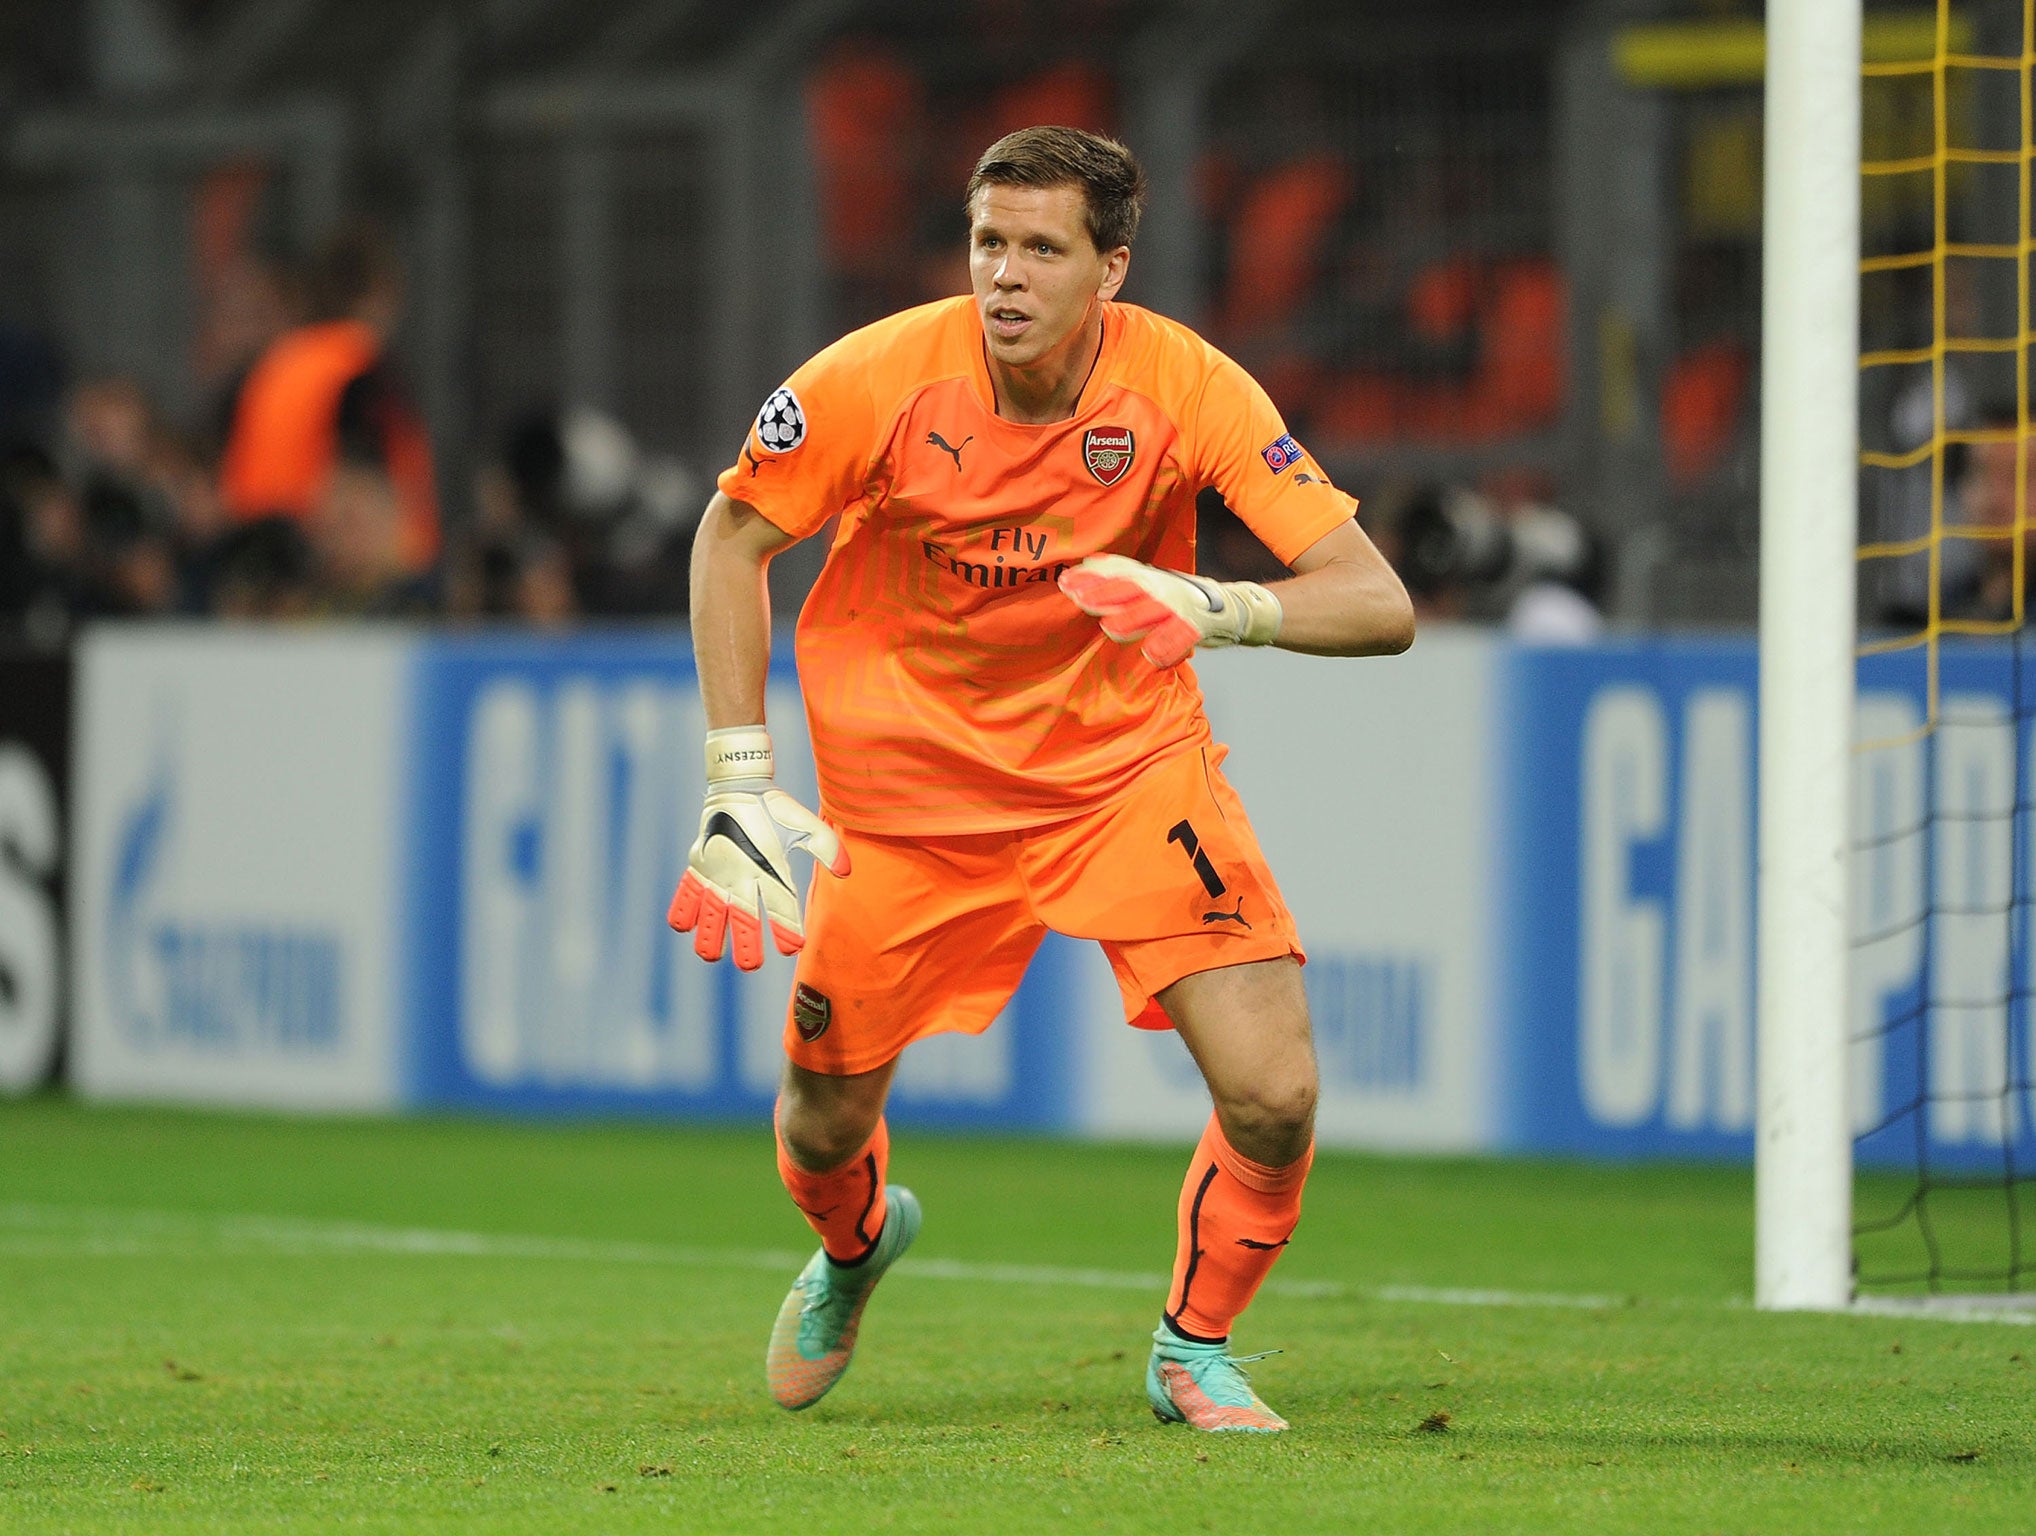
{"left": 1146, "top": 1326, "right": 1290, "bottom": 1433}
{"left": 766, "top": 1185, "right": 921, "bottom": 1411}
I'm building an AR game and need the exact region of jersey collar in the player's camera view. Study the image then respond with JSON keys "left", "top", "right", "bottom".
{"left": 970, "top": 301, "right": 1118, "bottom": 427}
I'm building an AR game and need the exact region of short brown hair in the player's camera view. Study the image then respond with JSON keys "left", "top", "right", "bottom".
{"left": 965, "top": 126, "right": 1146, "bottom": 254}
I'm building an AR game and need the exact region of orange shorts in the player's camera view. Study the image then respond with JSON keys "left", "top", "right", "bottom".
{"left": 783, "top": 745, "right": 1304, "bottom": 1076}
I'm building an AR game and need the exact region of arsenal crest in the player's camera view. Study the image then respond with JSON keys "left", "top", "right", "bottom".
{"left": 792, "top": 983, "right": 832, "bottom": 1043}
{"left": 1083, "top": 426, "right": 1136, "bottom": 487}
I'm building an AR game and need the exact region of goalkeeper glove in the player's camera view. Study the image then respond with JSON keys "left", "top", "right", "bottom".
{"left": 1058, "top": 554, "right": 1283, "bottom": 668}
{"left": 667, "top": 726, "right": 849, "bottom": 971}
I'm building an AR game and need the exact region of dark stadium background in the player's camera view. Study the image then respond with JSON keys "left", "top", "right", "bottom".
{"left": 0, "top": 0, "right": 1875, "bottom": 636}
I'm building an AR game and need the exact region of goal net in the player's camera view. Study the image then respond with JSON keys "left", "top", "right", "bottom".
{"left": 1850, "top": 0, "right": 2035, "bottom": 1296}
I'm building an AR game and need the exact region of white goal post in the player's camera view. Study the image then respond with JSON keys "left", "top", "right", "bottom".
{"left": 1755, "top": 0, "right": 1863, "bottom": 1310}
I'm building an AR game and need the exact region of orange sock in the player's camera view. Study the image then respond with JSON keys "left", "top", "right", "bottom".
{"left": 775, "top": 1109, "right": 890, "bottom": 1265}
{"left": 1164, "top": 1113, "right": 1314, "bottom": 1343}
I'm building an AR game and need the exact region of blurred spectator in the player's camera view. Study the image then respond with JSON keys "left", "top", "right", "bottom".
{"left": 0, "top": 423, "right": 185, "bottom": 634}
{"left": 444, "top": 528, "right": 579, "bottom": 626}
{"left": 445, "top": 407, "right": 701, "bottom": 623}
{"left": 311, "top": 461, "right": 436, "bottom": 617}
{"left": 67, "top": 377, "right": 155, "bottom": 485}
{"left": 148, "top": 429, "right": 232, "bottom": 609}
{"left": 190, "top": 163, "right": 298, "bottom": 447}
{"left": 1870, "top": 265, "right": 1982, "bottom": 628}
{"left": 217, "top": 222, "right": 441, "bottom": 576}
{"left": 0, "top": 442, "right": 88, "bottom": 643}
{"left": 208, "top": 517, "right": 318, "bottom": 620}
{"left": 981, "top": 59, "right": 1112, "bottom": 149}
{"left": 1658, "top": 242, "right": 1758, "bottom": 496}
{"left": 1378, "top": 478, "right": 1604, "bottom": 635}
{"left": 1659, "top": 339, "right": 1751, "bottom": 491}
{"left": 62, "top": 377, "right": 236, "bottom": 614}
{"left": 1218, "top": 153, "right": 1349, "bottom": 343}
{"left": 64, "top": 379, "right": 180, "bottom": 615}
{"left": 1311, "top": 256, "right": 1567, "bottom": 447}
{"left": 1381, "top": 485, "right": 1476, "bottom": 621}
{"left": 808, "top": 41, "right": 929, "bottom": 323}
{"left": 79, "top": 477, "right": 178, "bottom": 616}
{"left": 1481, "top": 471, "right": 1605, "bottom": 642}
{"left": 1947, "top": 410, "right": 2034, "bottom": 626}
{"left": 444, "top": 446, "right": 579, "bottom": 625}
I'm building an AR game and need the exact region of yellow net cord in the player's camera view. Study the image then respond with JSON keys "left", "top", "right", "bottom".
{"left": 1856, "top": 0, "right": 2033, "bottom": 737}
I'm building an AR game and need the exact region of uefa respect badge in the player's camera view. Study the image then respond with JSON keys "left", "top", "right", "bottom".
{"left": 1259, "top": 433, "right": 1304, "bottom": 473}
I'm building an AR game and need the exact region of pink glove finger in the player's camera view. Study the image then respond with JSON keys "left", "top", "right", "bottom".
{"left": 1066, "top": 581, "right": 1178, "bottom": 644}
{"left": 729, "top": 902, "right": 764, "bottom": 972}
{"left": 691, "top": 888, "right": 729, "bottom": 962}
{"left": 1097, "top": 596, "right": 1173, "bottom": 642}
{"left": 769, "top": 917, "right": 805, "bottom": 956}
{"left": 1058, "top": 570, "right": 1147, "bottom": 614}
{"left": 1139, "top": 616, "right": 1202, "bottom": 668}
{"left": 666, "top": 869, "right": 707, "bottom": 933}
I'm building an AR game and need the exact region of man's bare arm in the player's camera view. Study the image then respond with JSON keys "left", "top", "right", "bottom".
{"left": 690, "top": 490, "right": 799, "bottom": 727}
{"left": 1058, "top": 515, "right": 1415, "bottom": 670}
{"left": 1267, "top": 518, "right": 1416, "bottom": 657}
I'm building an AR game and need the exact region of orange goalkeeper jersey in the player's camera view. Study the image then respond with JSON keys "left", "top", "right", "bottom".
{"left": 715, "top": 296, "right": 1357, "bottom": 834}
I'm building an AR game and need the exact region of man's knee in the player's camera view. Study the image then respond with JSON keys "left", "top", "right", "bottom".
{"left": 1163, "top": 956, "right": 1319, "bottom": 1165}
{"left": 1215, "top": 1064, "right": 1318, "bottom": 1165}
{"left": 777, "top": 1064, "right": 889, "bottom": 1172}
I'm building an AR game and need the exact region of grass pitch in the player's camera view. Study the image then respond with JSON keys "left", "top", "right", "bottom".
{"left": 0, "top": 1100, "right": 2029, "bottom": 1533}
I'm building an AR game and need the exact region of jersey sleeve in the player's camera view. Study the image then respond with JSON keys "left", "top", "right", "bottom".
{"left": 1187, "top": 351, "right": 1358, "bottom": 568}
{"left": 714, "top": 336, "right": 882, "bottom": 539}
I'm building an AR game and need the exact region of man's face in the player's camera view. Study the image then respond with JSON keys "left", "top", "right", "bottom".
{"left": 968, "top": 183, "right": 1127, "bottom": 371}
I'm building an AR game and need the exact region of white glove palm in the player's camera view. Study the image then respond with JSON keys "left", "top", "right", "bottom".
{"left": 667, "top": 727, "right": 849, "bottom": 971}
{"left": 1058, "top": 554, "right": 1283, "bottom": 668}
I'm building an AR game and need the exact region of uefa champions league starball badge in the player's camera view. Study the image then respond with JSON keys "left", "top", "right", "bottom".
{"left": 755, "top": 387, "right": 807, "bottom": 453}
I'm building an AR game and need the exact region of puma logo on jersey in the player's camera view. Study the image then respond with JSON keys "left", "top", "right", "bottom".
{"left": 1201, "top": 897, "right": 1251, "bottom": 929}
{"left": 927, "top": 431, "right": 973, "bottom": 470}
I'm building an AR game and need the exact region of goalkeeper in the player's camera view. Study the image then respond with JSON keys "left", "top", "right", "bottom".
{"left": 671, "top": 126, "right": 1413, "bottom": 1434}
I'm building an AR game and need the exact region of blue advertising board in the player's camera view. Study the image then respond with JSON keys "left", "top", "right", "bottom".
{"left": 1497, "top": 637, "right": 2036, "bottom": 1174}
{"left": 399, "top": 633, "right": 1079, "bottom": 1129}
{"left": 1497, "top": 640, "right": 1760, "bottom": 1160}
{"left": 69, "top": 622, "right": 2036, "bottom": 1173}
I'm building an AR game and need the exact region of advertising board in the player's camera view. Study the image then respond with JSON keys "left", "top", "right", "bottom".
{"left": 65, "top": 622, "right": 2029, "bottom": 1175}
{"left": 1498, "top": 639, "right": 2036, "bottom": 1172}
{"left": 401, "top": 633, "right": 1076, "bottom": 1129}
{"left": 1077, "top": 634, "right": 1501, "bottom": 1151}
{"left": 70, "top": 628, "right": 408, "bottom": 1111}
{"left": 0, "top": 647, "right": 68, "bottom": 1094}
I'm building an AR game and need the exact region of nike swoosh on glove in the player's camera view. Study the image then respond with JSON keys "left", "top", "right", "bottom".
{"left": 1058, "top": 554, "right": 1283, "bottom": 668}
{"left": 667, "top": 726, "right": 850, "bottom": 971}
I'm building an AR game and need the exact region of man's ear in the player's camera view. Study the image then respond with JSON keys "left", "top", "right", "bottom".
{"left": 1098, "top": 245, "right": 1131, "bottom": 302}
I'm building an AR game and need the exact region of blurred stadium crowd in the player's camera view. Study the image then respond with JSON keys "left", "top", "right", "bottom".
{"left": 0, "top": 223, "right": 1610, "bottom": 640}
{"left": 0, "top": 220, "right": 704, "bottom": 636}
{"left": 0, "top": 0, "right": 1821, "bottom": 640}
